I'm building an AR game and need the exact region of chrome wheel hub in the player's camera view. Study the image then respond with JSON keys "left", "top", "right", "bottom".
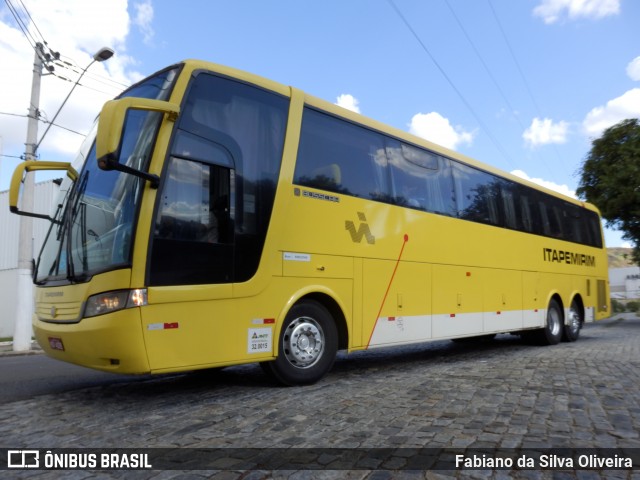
{"left": 548, "top": 308, "right": 561, "bottom": 336}
{"left": 283, "top": 317, "right": 324, "bottom": 369}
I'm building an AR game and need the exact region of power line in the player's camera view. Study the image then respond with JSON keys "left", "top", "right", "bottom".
{"left": 0, "top": 153, "right": 24, "bottom": 159}
{"left": 486, "top": 0, "right": 567, "bottom": 175}
{"left": 0, "top": 111, "right": 28, "bottom": 119}
{"left": 487, "top": 0, "right": 543, "bottom": 116}
{"left": 443, "top": 0, "right": 526, "bottom": 132}
{"left": 386, "top": 0, "right": 516, "bottom": 168}
{"left": 54, "top": 57, "right": 129, "bottom": 90}
{"left": 17, "top": 0, "right": 46, "bottom": 44}
{"left": 51, "top": 70, "right": 125, "bottom": 97}
{"left": 39, "top": 119, "right": 86, "bottom": 137}
{"left": 4, "top": 0, "right": 37, "bottom": 48}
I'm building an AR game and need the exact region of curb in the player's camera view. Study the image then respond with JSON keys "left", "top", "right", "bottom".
{"left": 0, "top": 341, "right": 43, "bottom": 357}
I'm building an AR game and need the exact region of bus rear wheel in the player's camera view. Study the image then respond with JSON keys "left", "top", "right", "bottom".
{"left": 562, "top": 300, "right": 582, "bottom": 342}
{"left": 262, "top": 300, "right": 338, "bottom": 386}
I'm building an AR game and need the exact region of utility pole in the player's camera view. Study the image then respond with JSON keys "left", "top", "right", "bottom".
{"left": 12, "top": 45, "right": 112, "bottom": 352}
{"left": 13, "top": 43, "right": 45, "bottom": 351}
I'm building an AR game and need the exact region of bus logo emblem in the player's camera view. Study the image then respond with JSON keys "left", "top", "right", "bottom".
{"left": 345, "top": 212, "right": 375, "bottom": 244}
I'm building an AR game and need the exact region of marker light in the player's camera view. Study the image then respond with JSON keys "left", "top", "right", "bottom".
{"left": 84, "top": 289, "right": 148, "bottom": 318}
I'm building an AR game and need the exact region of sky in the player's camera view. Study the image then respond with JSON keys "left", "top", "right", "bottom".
{"left": 0, "top": 0, "right": 639, "bottom": 248}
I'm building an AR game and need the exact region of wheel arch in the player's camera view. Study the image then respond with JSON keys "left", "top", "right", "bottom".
{"left": 547, "top": 292, "right": 565, "bottom": 321}
{"left": 276, "top": 287, "right": 349, "bottom": 351}
{"left": 302, "top": 292, "right": 349, "bottom": 351}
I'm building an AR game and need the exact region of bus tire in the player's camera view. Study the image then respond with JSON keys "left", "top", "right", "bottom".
{"left": 535, "top": 298, "right": 563, "bottom": 345}
{"left": 562, "top": 299, "right": 582, "bottom": 342}
{"left": 262, "top": 300, "right": 338, "bottom": 386}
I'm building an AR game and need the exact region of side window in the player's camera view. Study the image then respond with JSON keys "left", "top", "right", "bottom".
{"left": 586, "top": 211, "right": 603, "bottom": 248}
{"left": 549, "top": 203, "right": 565, "bottom": 239}
{"left": 386, "top": 142, "right": 456, "bottom": 216}
{"left": 518, "top": 186, "right": 543, "bottom": 235}
{"left": 152, "top": 72, "right": 288, "bottom": 285}
{"left": 294, "top": 108, "right": 390, "bottom": 202}
{"left": 453, "top": 162, "right": 501, "bottom": 226}
{"left": 150, "top": 157, "right": 233, "bottom": 286}
{"left": 500, "top": 183, "right": 518, "bottom": 230}
{"left": 564, "top": 203, "right": 584, "bottom": 244}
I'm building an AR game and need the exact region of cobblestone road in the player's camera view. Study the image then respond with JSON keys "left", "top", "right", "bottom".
{"left": 2, "top": 314, "right": 640, "bottom": 479}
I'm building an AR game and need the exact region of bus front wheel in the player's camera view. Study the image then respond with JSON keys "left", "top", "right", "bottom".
{"left": 262, "top": 300, "right": 338, "bottom": 386}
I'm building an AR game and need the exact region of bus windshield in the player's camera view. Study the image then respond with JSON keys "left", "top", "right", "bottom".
{"left": 35, "top": 66, "right": 180, "bottom": 284}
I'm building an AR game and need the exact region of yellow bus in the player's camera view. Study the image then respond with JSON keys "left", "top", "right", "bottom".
{"left": 10, "top": 60, "right": 610, "bottom": 385}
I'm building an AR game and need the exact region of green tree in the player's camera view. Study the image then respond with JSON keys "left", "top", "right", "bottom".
{"left": 577, "top": 118, "right": 640, "bottom": 263}
{"left": 627, "top": 300, "right": 640, "bottom": 313}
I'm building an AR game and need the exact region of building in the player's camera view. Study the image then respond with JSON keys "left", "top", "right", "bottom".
{"left": 0, "top": 180, "right": 60, "bottom": 337}
{"left": 609, "top": 266, "right": 640, "bottom": 300}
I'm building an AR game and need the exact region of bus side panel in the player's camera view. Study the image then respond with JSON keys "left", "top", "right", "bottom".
{"left": 522, "top": 272, "right": 545, "bottom": 328}
{"left": 432, "top": 265, "right": 483, "bottom": 339}
{"left": 539, "top": 272, "right": 572, "bottom": 311}
{"left": 577, "top": 276, "right": 597, "bottom": 322}
{"left": 482, "top": 268, "right": 523, "bottom": 333}
{"left": 141, "top": 297, "right": 268, "bottom": 372}
{"left": 363, "top": 260, "right": 431, "bottom": 348}
{"left": 142, "top": 277, "right": 353, "bottom": 372}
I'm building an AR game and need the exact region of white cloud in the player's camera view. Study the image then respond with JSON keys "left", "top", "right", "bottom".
{"left": 0, "top": 0, "right": 143, "bottom": 162}
{"left": 583, "top": 88, "right": 640, "bottom": 136}
{"left": 627, "top": 56, "right": 640, "bottom": 81}
{"left": 533, "top": 0, "right": 620, "bottom": 24}
{"left": 335, "top": 94, "right": 360, "bottom": 113}
{"left": 511, "top": 169, "right": 576, "bottom": 199}
{"left": 408, "top": 112, "right": 474, "bottom": 151}
{"left": 523, "top": 117, "right": 569, "bottom": 148}
{"left": 134, "top": 0, "right": 155, "bottom": 45}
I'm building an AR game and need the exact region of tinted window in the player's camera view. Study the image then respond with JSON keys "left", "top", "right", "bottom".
{"left": 453, "top": 162, "right": 501, "bottom": 226}
{"left": 387, "top": 142, "right": 456, "bottom": 216}
{"left": 294, "top": 108, "right": 390, "bottom": 202}
{"left": 292, "top": 106, "right": 602, "bottom": 249}
{"left": 151, "top": 158, "right": 233, "bottom": 285}
{"left": 149, "top": 73, "right": 288, "bottom": 285}
{"left": 119, "top": 66, "right": 179, "bottom": 101}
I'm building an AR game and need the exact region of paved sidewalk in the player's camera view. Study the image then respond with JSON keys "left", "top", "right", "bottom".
{"left": 0, "top": 340, "right": 42, "bottom": 356}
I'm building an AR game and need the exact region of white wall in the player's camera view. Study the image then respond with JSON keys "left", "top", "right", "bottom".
{"left": 609, "top": 266, "right": 640, "bottom": 300}
{"left": 0, "top": 180, "right": 59, "bottom": 337}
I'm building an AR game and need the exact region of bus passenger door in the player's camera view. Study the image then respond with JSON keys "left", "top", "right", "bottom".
{"left": 150, "top": 157, "right": 234, "bottom": 286}
{"left": 143, "top": 157, "right": 239, "bottom": 371}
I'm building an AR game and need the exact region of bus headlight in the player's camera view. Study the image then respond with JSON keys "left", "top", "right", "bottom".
{"left": 84, "top": 289, "right": 148, "bottom": 318}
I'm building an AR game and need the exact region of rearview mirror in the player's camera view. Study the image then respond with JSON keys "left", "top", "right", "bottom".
{"left": 96, "top": 97, "right": 179, "bottom": 188}
{"left": 9, "top": 161, "right": 77, "bottom": 222}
